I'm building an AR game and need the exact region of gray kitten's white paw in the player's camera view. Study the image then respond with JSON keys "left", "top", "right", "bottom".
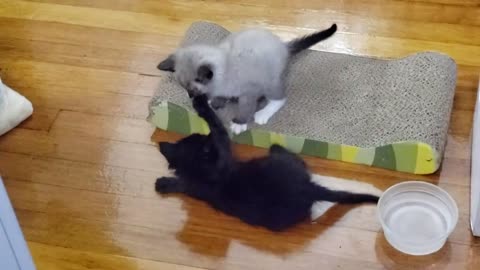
{"left": 254, "top": 98, "right": 286, "bottom": 125}
{"left": 254, "top": 110, "right": 272, "bottom": 125}
{"left": 230, "top": 122, "right": 247, "bottom": 134}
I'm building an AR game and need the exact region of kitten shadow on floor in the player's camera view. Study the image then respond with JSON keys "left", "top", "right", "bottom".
{"left": 164, "top": 194, "right": 363, "bottom": 258}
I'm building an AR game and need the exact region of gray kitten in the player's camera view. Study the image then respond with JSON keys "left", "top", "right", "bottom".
{"left": 158, "top": 24, "right": 337, "bottom": 134}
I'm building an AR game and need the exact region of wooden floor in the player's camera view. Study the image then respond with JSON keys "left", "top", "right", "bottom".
{"left": 0, "top": 0, "right": 479, "bottom": 269}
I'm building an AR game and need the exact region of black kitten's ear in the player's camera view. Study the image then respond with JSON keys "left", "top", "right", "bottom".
{"left": 196, "top": 64, "right": 214, "bottom": 84}
{"left": 157, "top": 54, "right": 175, "bottom": 72}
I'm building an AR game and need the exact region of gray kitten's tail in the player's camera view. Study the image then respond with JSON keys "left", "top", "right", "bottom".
{"left": 287, "top": 24, "right": 337, "bottom": 55}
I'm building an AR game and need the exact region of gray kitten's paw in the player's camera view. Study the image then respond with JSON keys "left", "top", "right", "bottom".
{"left": 230, "top": 122, "right": 247, "bottom": 134}
{"left": 254, "top": 110, "right": 272, "bottom": 125}
{"left": 254, "top": 99, "right": 286, "bottom": 125}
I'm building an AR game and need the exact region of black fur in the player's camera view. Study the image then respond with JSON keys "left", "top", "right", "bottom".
{"left": 196, "top": 64, "right": 214, "bottom": 84}
{"left": 157, "top": 54, "right": 175, "bottom": 72}
{"left": 156, "top": 94, "right": 378, "bottom": 231}
{"left": 288, "top": 24, "right": 337, "bottom": 55}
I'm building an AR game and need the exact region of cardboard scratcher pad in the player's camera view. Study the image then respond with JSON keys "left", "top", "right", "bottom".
{"left": 148, "top": 22, "right": 457, "bottom": 174}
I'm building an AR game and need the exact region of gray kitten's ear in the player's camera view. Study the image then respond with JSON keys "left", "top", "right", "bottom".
{"left": 157, "top": 54, "right": 175, "bottom": 72}
{"left": 196, "top": 64, "right": 214, "bottom": 84}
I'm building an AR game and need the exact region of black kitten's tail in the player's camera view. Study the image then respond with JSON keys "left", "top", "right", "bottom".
{"left": 314, "top": 187, "right": 379, "bottom": 204}
{"left": 287, "top": 24, "right": 337, "bottom": 55}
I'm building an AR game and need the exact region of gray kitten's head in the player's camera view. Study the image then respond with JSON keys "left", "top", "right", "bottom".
{"left": 158, "top": 45, "right": 223, "bottom": 98}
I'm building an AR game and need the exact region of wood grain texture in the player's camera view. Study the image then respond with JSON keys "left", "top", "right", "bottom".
{"left": 0, "top": 0, "right": 479, "bottom": 269}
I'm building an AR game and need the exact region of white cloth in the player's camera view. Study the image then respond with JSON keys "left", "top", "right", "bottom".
{"left": 0, "top": 78, "right": 33, "bottom": 136}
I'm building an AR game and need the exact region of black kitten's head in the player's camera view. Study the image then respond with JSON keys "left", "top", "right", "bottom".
{"left": 159, "top": 134, "right": 220, "bottom": 176}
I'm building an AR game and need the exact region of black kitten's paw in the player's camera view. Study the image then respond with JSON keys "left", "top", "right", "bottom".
{"left": 155, "top": 177, "right": 182, "bottom": 194}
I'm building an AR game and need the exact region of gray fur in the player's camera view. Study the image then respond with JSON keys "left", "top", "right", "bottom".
{"left": 159, "top": 25, "right": 336, "bottom": 125}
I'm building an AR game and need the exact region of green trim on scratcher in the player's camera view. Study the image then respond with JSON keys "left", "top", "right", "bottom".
{"left": 392, "top": 143, "right": 418, "bottom": 173}
{"left": 167, "top": 103, "right": 190, "bottom": 135}
{"left": 301, "top": 139, "right": 328, "bottom": 159}
{"left": 148, "top": 102, "right": 441, "bottom": 174}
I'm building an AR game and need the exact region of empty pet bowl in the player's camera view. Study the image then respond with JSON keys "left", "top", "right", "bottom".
{"left": 378, "top": 181, "right": 458, "bottom": 256}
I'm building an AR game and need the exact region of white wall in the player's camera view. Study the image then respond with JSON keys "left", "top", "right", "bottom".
{"left": 0, "top": 178, "right": 36, "bottom": 270}
{"left": 472, "top": 78, "right": 480, "bottom": 237}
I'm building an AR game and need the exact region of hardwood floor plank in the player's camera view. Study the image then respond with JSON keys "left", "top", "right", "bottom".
{"left": 452, "top": 88, "right": 478, "bottom": 111}
{"left": 46, "top": 135, "right": 165, "bottom": 171}
{"left": 49, "top": 110, "right": 156, "bottom": 144}
{"left": 0, "top": 39, "right": 160, "bottom": 75}
{"left": 399, "top": 0, "right": 480, "bottom": 6}
{"left": 0, "top": 129, "right": 55, "bottom": 156}
{"left": 0, "top": 35, "right": 169, "bottom": 75}
{"left": 0, "top": 16, "right": 177, "bottom": 49}
{"left": 17, "top": 106, "right": 59, "bottom": 131}
{"left": 0, "top": 152, "right": 160, "bottom": 198}
{"left": 443, "top": 134, "right": 471, "bottom": 160}
{"left": 0, "top": 0, "right": 191, "bottom": 36}
{"left": 208, "top": 0, "right": 480, "bottom": 25}
{"left": 449, "top": 109, "right": 474, "bottom": 136}
{"left": 1, "top": 60, "right": 161, "bottom": 97}
{"left": 0, "top": 128, "right": 165, "bottom": 171}
{"left": 29, "top": 241, "right": 207, "bottom": 270}
{"left": 456, "top": 65, "right": 480, "bottom": 89}
{"left": 0, "top": 60, "right": 153, "bottom": 119}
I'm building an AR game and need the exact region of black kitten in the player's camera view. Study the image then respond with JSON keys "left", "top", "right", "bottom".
{"left": 156, "top": 95, "right": 379, "bottom": 232}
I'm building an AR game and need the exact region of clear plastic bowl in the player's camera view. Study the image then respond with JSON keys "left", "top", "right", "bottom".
{"left": 378, "top": 181, "right": 458, "bottom": 256}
